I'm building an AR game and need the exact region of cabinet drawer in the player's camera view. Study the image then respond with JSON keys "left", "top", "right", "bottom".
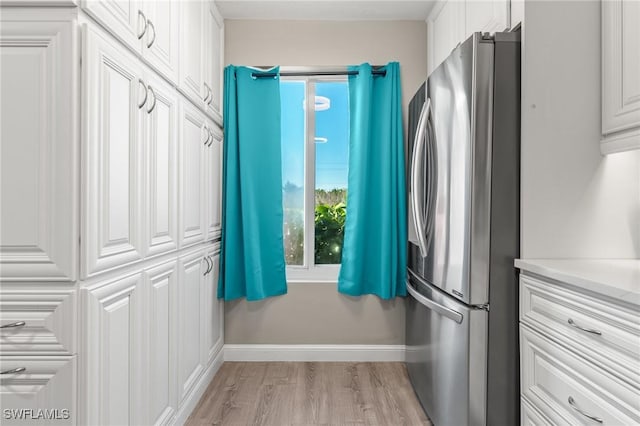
{"left": 521, "top": 325, "right": 640, "bottom": 425}
{"left": 0, "top": 289, "right": 76, "bottom": 355}
{"left": 522, "top": 397, "right": 552, "bottom": 426}
{"left": 0, "top": 356, "right": 76, "bottom": 425}
{"left": 520, "top": 274, "right": 640, "bottom": 386}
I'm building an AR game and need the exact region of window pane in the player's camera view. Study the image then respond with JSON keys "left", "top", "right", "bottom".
{"left": 314, "top": 81, "right": 349, "bottom": 265}
{"left": 281, "top": 81, "right": 306, "bottom": 266}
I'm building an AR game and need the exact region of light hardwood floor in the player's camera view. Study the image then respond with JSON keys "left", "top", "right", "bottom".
{"left": 185, "top": 362, "right": 432, "bottom": 426}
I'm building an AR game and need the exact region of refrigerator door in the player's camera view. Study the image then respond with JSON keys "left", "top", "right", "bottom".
{"left": 406, "top": 269, "right": 488, "bottom": 426}
{"left": 408, "top": 33, "right": 495, "bottom": 306}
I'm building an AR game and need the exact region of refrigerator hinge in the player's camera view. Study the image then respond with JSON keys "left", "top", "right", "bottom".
{"left": 477, "top": 304, "right": 490, "bottom": 311}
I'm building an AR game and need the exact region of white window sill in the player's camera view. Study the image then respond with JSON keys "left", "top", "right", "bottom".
{"left": 286, "top": 265, "right": 340, "bottom": 283}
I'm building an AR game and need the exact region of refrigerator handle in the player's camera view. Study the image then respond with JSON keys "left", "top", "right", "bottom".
{"left": 424, "top": 98, "right": 437, "bottom": 251}
{"left": 406, "top": 279, "right": 463, "bottom": 324}
{"left": 410, "top": 98, "right": 430, "bottom": 258}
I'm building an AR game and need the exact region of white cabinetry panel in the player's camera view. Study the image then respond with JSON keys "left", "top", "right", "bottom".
{"left": 178, "top": 249, "right": 205, "bottom": 403}
{"left": 0, "top": 16, "right": 77, "bottom": 281}
{"left": 202, "top": 249, "right": 222, "bottom": 365}
{"left": 465, "top": 0, "right": 509, "bottom": 35}
{"left": 144, "top": 261, "right": 178, "bottom": 426}
{"left": 206, "top": 126, "right": 222, "bottom": 241}
{"left": 82, "top": 25, "right": 144, "bottom": 278}
{"left": 179, "top": 101, "right": 206, "bottom": 247}
{"left": 142, "top": 0, "right": 179, "bottom": 84}
{"left": 602, "top": 0, "right": 640, "bottom": 153}
{"left": 204, "top": 3, "right": 224, "bottom": 121}
{"left": 427, "top": 1, "right": 465, "bottom": 75}
{"left": 179, "top": 1, "right": 205, "bottom": 106}
{"left": 82, "top": 0, "right": 142, "bottom": 53}
{"left": 0, "top": 289, "right": 76, "bottom": 355}
{"left": 144, "top": 69, "right": 178, "bottom": 258}
{"left": 83, "top": 273, "right": 144, "bottom": 426}
{"left": 0, "top": 356, "right": 76, "bottom": 426}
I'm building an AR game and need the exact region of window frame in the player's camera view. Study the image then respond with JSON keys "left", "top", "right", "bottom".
{"left": 281, "top": 75, "right": 348, "bottom": 283}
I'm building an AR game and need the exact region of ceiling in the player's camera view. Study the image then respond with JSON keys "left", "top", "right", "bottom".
{"left": 215, "top": 0, "right": 438, "bottom": 21}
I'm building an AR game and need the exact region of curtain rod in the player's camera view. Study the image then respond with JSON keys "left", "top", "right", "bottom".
{"left": 250, "top": 66, "right": 387, "bottom": 78}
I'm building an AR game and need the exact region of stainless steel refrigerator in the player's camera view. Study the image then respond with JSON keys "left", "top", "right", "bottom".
{"left": 406, "top": 31, "right": 521, "bottom": 426}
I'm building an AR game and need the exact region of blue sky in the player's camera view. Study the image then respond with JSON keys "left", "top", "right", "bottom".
{"left": 280, "top": 81, "right": 349, "bottom": 191}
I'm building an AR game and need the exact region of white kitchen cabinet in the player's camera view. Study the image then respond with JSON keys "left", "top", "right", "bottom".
{"left": 141, "top": 0, "right": 180, "bottom": 84}
{"left": 0, "top": 356, "right": 76, "bottom": 426}
{"left": 0, "top": 12, "right": 77, "bottom": 281}
{"left": 178, "top": 249, "right": 206, "bottom": 403}
{"left": 601, "top": 0, "right": 640, "bottom": 154}
{"left": 82, "top": 24, "right": 144, "bottom": 278}
{"left": 179, "top": 101, "right": 207, "bottom": 248}
{"left": 82, "top": 272, "right": 144, "bottom": 426}
{"left": 465, "top": 0, "right": 509, "bottom": 35}
{"left": 0, "top": 288, "right": 76, "bottom": 355}
{"left": 204, "top": 2, "right": 224, "bottom": 122}
{"left": 82, "top": 0, "right": 142, "bottom": 53}
{"left": 206, "top": 125, "right": 223, "bottom": 241}
{"left": 427, "top": 1, "right": 465, "bottom": 75}
{"left": 201, "top": 247, "right": 222, "bottom": 366}
{"left": 144, "top": 68, "right": 179, "bottom": 258}
{"left": 179, "top": 0, "right": 205, "bottom": 107}
{"left": 144, "top": 261, "right": 178, "bottom": 426}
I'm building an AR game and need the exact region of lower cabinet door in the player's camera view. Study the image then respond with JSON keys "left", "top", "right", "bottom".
{"left": 522, "top": 397, "right": 552, "bottom": 426}
{"left": 178, "top": 249, "right": 206, "bottom": 402}
{"left": 145, "top": 261, "right": 178, "bottom": 426}
{"left": 521, "top": 325, "right": 640, "bottom": 425}
{"left": 82, "top": 273, "right": 144, "bottom": 426}
{"left": 201, "top": 248, "right": 222, "bottom": 365}
{"left": 0, "top": 356, "right": 76, "bottom": 426}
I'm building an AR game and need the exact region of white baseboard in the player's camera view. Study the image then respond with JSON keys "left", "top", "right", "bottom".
{"left": 173, "top": 348, "right": 224, "bottom": 426}
{"left": 223, "top": 344, "right": 406, "bottom": 362}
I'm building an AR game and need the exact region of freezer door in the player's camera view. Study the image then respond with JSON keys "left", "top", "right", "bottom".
{"left": 408, "top": 33, "right": 494, "bottom": 306}
{"left": 406, "top": 270, "right": 488, "bottom": 426}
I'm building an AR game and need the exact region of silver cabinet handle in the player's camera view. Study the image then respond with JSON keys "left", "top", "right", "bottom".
{"left": 207, "top": 129, "right": 214, "bottom": 147}
{"left": 0, "top": 321, "right": 26, "bottom": 329}
{"left": 1, "top": 367, "right": 26, "bottom": 375}
{"left": 568, "top": 397, "right": 603, "bottom": 423}
{"left": 138, "top": 78, "right": 148, "bottom": 109}
{"left": 568, "top": 318, "right": 602, "bottom": 336}
{"left": 203, "top": 124, "right": 211, "bottom": 145}
{"left": 208, "top": 255, "right": 215, "bottom": 273}
{"left": 146, "top": 19, "right": 156, "bottom": 48}
{"left": 203, "top": 83, "right": 211, "bottom": 103}
{"left": 137, "top": 10, "right": 148, "bottom": 39}
{"left": 207, "top": 87, "right": 214, "bottom": 106}
{"left": 203, "top": 256, "right": 211, "bottom": 276}
{"left": 146, "top": 86, "right": 156, "bottom": 114}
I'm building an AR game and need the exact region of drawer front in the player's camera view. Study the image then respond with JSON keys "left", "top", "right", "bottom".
{"left": 520, "top": 274, "right": 640, "bottom": 386}
{"left": 521, "top": 325, "right": 640, "bottom": 425}
{"left": 522, "top": 397, "right": 552, "bottom": 426}
{"left": 0, "top": 289, "right": 76, "bottom": 355}
{"left": 0, "top": 356, "right": 76, "bottom": 425}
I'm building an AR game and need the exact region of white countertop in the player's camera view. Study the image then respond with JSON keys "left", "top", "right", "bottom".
{"left": 515, "top": 259, "right": 640, "bottom": 306}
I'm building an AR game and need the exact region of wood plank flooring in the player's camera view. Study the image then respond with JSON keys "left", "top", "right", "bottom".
{"left": 185, "top": 362, "right": 432, "bottom": 426}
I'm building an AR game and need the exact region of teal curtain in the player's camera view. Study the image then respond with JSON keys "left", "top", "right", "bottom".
{"left": 218, "top": 66, "right": 287, "bottom": 301}
{"left": 338, "top": 62, "right": 407, "bottom": 299}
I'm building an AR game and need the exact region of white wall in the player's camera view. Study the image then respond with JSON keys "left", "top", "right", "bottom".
{"left": 224, "top": 19, "right": 427, "bottom": 345}
{"left": 521, "top": 0, "right": 640, "bottom": 259}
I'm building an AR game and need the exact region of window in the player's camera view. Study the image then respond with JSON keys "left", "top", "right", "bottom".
{"left": 281, "top": 77, "right": 349, "bottom": 281}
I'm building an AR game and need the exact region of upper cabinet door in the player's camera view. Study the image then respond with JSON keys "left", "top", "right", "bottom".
{"left": 179, "top": 1, "right": 205, "bottom": 106}
{"left": 602, "top": 0, "right": 640, "bottom": 154}
{"left": 143, "top": 69, "right": 178, "bottom": 258}
{"left": 82, "top": 25, "right": 144, "bottom": 278}
{"left": 204, "top": 3, "right": 224, "bottom": 123}
{"left": 427, "top": 1, "right": 465, "bottom": 75}
{"left": 0, "top": 13, "right": 77, "bottom": 281}
{"left": 206, "top": 127, "right": 222, "bottom": 241}
{"left": 141, "top": 0, "right": 180, "bottom": 84}
{"left": 465, "top": 0, "right": 510, "bottom": 35}
{"left": 82, "top": 0, "right": 144, "bottom": 53}
{"left": 179, "top": 101, "right": 206, "bottom": 248}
